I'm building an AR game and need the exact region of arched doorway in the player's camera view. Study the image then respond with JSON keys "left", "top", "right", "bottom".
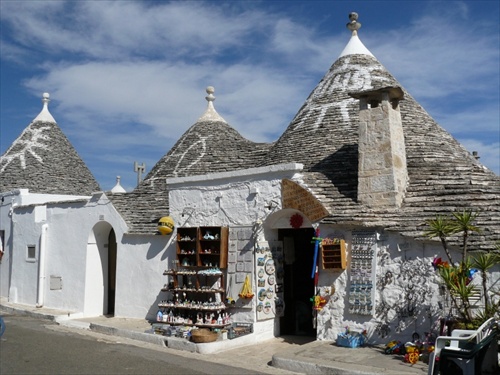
{"left": 107, "top": 229, "right": 117, "bottom": 315}
{"left": 265, "top": 209, "right": 316, "bottom": 337}
{"left": 278, "top": 227, "right": 316, "bottom": 336}
{"left": 83, "top": 222, "right": 116, "bottom": 317}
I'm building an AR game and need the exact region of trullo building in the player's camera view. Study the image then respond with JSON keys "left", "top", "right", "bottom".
{"left": 1, "top": 13, "right": 498, "bottom": 346}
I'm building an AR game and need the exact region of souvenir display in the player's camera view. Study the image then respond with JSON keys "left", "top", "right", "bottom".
{"left": 348, "top": 232, "right": 376, "bottom": 315}
{"left": 156, "top": 226, "right": 233, "bottom": 339}
{"left": 255, "top": 241, "right": 284, "bottom": 321}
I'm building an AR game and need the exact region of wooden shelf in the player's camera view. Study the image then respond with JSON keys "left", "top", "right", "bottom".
{"left": 176, "top": 227, "right": 228, "bottom": 269}
{"left": 161, "top": 288, "right": 225, "bottom": 293}
{"left": 321, "top": 238, "right": 346, "bottom": 270}
{"left": 158, "top": 303, "right": 226, "bottom": 311}
{"left": 153, "top": 322, "right": 229, "bottom": 329}
{"left": 161, "top": 226, "right": 229, "bottom": 329}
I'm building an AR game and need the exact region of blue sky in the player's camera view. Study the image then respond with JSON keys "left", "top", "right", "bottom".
{"left": 1, "top": 0, "right": 499, "bottom": 192}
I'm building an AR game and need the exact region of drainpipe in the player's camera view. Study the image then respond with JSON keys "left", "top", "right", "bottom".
{"left": 36, "top": 224, "right": 48, "bottom": 308}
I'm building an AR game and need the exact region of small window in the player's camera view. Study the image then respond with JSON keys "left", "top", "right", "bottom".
{"left": 27, "top": 245, "right": 36, "bottom": 262}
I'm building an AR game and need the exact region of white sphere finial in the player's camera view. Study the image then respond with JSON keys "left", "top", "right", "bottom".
{"left": 206, "top": 86, "right": 215, "bottom": 103}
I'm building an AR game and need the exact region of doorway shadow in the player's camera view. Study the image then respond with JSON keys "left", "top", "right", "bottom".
{"left": 279, "top": 335, "right": 315, "bottom": 345}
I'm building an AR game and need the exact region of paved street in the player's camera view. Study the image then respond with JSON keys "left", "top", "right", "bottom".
{"left": 0, "top": 313, "right": 288, "bottom": 374}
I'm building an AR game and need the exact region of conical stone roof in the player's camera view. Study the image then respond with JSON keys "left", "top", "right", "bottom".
{"left": 109, "top": 87, "right": 272, "bottom": 234}
{"left": 259, "top": 14, "right": 499, "bottom": 251}
{"left": 0, "top": 93, "right": 100, "bottom": 195}
{"left": 146, "top": 86, "right": 271, "bottom": 181}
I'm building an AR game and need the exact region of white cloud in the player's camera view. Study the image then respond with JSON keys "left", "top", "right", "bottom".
{"left": 25, "top": 59, "right": 310, "bottom": 146}
{"left": 0, "top": 1, "right": 270, "bottom": 60}
{"left": 1, "top": 0, "right": 498, "bottom": 186}
{"left": 368, "top": 11, "right": 499, "bottom": 101}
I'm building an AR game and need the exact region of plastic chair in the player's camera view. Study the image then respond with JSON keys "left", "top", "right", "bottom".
{"left": 427, "top": 317, "right": 498, "bottom": 375}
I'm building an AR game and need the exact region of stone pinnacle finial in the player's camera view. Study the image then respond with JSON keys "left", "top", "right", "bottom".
{"left": 347, "top": 12, "right": 361, "bottom": 35}
{"left": 33, "top": 92, "right": 56, "bottom": 123}
{"left": 42, "top": 92, "right": 51, "bottom": 107}
{"left": 205, "top": 86, "right": 215, "bottom": 103}
{"left": 111, "top": 175, "right": 126, "bottom": 193}
{"left": 197, "top": 86, "right": 227, "bottom": 123}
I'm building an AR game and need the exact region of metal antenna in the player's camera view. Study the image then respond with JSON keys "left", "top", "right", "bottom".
{"left": 133, "top": 161, "right": 145, "bottom": 186}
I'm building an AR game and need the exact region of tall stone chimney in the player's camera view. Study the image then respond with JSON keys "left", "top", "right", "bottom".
{"left": 349, "top": 86, "right": 408, "bottom": 208}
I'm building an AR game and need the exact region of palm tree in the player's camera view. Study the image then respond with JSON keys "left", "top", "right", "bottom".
{"left": 424, "top": 211, "right": 488, "bottom": 326}
{"left": 424, "top": 215, "right": 455, "bottom": 264}
{"left": 471, "top": 251, "right": 499, "bottom": 311}
{"left": 450, "top": 210, "right": 480, "bottom": 261}
{"left": 438, "top": 265, "right": 470, "bottom": 320}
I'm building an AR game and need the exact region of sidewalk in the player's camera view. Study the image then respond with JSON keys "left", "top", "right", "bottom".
{"left": 0, "top": 300, "right": 428, "bottom": 375}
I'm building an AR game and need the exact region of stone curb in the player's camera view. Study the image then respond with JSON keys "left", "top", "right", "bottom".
{"left": 0, "top": 304, "right": 60, "bottom": 322}
{"left": 88, "top": 323, "right": 168, "bottom": 346}
{"left": 272, "top": 352, "right": 420, "bottom": 375}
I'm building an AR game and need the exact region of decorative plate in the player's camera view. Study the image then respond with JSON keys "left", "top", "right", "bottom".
{"left": 266, "top": 288, "right": 273, "bottom": 299}
{"left": 258, "top": 288, "right": 267, "bottom": 301}
{"left": 264, "top": 259, "right": 275, "bottom": 275}
{"left": 264, "top": 301, "right": 272, "bottom": 314}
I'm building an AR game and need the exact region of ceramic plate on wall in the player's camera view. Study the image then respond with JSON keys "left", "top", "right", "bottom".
{"left": 258, "top": 289, "right": 266, "bottom": 301}
{"left": 265, "top": 259, "right": 275, "bottom": 275}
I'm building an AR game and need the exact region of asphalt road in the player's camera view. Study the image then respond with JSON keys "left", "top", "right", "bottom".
{"left": 0, "top": 313, "right": 271, "bottom": 374}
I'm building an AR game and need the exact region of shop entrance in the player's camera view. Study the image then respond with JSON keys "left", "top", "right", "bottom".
{"left": 107, "top": 229, "right": 117, "bottom": 315}
{"left": 279, "top": 228, "right": 316, "bottom": 336}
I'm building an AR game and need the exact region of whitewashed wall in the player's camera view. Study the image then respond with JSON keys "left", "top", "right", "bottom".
{"left": 315, "top": 227, "right": 500, "bottom": 344}
{"left": 0, "top": 189, "right": 89, "bottom": 300}
{"left": 115, "top": 234, "right": 174, "bottom": 320}
{"left": 166, "top": 164, "right": 304, "bottom": 330}
{"left": 167, "top": 164, "right": 303, "bottom": 228}
{"left": 0, "top": 191, "right": 133, "bottom": 316}
{"left": 0, "top": 195, "right": 15, "bottom": 298}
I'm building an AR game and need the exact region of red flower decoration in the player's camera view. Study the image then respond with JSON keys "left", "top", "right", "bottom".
{"left": 290, "top": 213, "right": 304, "bottom": 229}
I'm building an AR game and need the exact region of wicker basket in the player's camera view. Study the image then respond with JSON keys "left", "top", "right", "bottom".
{"left": 190, "top": 329, "right": 218, "bottom": 343}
